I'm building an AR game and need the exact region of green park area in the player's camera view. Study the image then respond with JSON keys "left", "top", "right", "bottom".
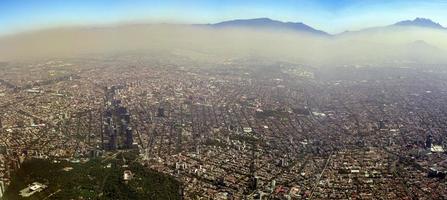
{"left": 3, "top": 152, "right": 182, "bottom": 200}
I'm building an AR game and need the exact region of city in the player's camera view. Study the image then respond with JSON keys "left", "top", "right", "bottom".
{"left": 1, "top": 0, "right": 447, "bottom": 199}
{"left": 0, "top": 55, "right": 446, "bottom": 199}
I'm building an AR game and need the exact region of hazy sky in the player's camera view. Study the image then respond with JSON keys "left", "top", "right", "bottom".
{"left": 2, "top": 0, "right": 447, "bottom": 35}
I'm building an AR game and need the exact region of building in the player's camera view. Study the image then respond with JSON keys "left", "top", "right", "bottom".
{"left": 0, "top": 180, "right": 5, "bottom": 199}
{"left": 19, "top": 182, "right": 47, "bottom": 197}
{"left": 430, "top": 145, "right": 445, "bottom": 153}
{"left": 157, "top": 107, "right": 165, "bottom": 117}
{"left": 102, "top": 86, "right": 134, "bottom": 150}
{"left": 425, "top": 134, "right": 433, "bottom": 149}
{"left": 123, "top": 170, "right": 133, "bottom": 181}
{"left": 378, "top": 120, "right": 385, "bottom": 130}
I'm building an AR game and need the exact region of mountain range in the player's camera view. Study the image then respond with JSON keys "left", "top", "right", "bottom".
{"left": 208, "top": 18, "right": 329, "bottom": 36}
{"left": 1, "top": 17, "right": 446, "bottom": 63}
{"left": 204, "top": 17, "right": 446, "bottom": 36}
{"left": 393, "top": 18, "right": 445, "bottom": 29}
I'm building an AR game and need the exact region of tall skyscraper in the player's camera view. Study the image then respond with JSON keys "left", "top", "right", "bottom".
{"left": 426, "top": 134, "right": 433, "bottom": 149}
{"left": 157, "top": 107, "right": 165, "bottom": 117}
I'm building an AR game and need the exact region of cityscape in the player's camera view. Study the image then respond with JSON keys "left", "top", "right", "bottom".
{"left": 0, "top": 0, "right": 447, "bottom": 199}
{"left": 0, "top": 56, "right": 446, "bottom": 199}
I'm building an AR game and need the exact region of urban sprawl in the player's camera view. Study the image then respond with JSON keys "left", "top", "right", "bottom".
{"left": 0, "top": 55, "right": 446, "bottom": 199}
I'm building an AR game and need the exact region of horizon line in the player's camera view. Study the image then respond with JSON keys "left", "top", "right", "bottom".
{"left": 0, "top": 17, "right": 445, "bottom": 38}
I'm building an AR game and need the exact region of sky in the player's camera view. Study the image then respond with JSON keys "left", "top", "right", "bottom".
{"left": 2, "top": 0, "right": 447, "bottom": 35}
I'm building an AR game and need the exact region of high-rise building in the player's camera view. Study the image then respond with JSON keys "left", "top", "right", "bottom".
{"left": 157, "top": 107, "right": 165, "bottom": 117}
{"left": 125, "top": 127, "right": 133, "bottom": 149}
{"left": 0, "top": 146, "right": 6, "bottom": 155}
{"left": 0, "top": 180, "right": 5, "bottom": 199}
{"left": 378, "top": 120, "right": 385, "bottom": 130}
{"left": 102, "top": 85, "right": 134, "bottom": 151}
{"left": 426, "top": 134, "right": 433, "bottom": 149}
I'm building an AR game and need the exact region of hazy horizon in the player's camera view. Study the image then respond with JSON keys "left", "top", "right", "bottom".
{"left": 2, "top": 2, "right": 447, "bottom": 200}
{"left": 1, "top": 22, "right": 446, "bottom": 66}
{"left": 3, "top": 0, "right": 447, "bottom": 35}
{"left": 2, "top": 0, "right": 447, "bottom": 65}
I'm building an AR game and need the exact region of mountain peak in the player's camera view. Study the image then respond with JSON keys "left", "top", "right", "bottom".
{"left": 394, "top": 18, "right": 445, "bottom": 29}
{"left": 210, "top": 18, "right": 329, "bottom": 36}
{"left": 246, "top": 18, "right": 273, "bottom": 21}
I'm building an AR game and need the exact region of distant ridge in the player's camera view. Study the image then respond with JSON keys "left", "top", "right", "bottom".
{"left": 203, "top": 17, "right": 446, "bottom": 36}
{"left": 2, "top": 17, "right": 445, "bottom": 38}
{"left": 208, "top": 18, "right": 330, "bottom": 36}
{"left": 338, "top": 17, "right": 446, "bottom": 36}
{"left": 393, "top": 18, "right": 445, "bottom": 29}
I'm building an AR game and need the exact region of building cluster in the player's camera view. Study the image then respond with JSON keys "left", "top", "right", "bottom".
{"left": 0, "top": 56, "right": 446, "bottom": 199}
{"left": 102, "top": 85, "right": 134, "bottom": 150}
